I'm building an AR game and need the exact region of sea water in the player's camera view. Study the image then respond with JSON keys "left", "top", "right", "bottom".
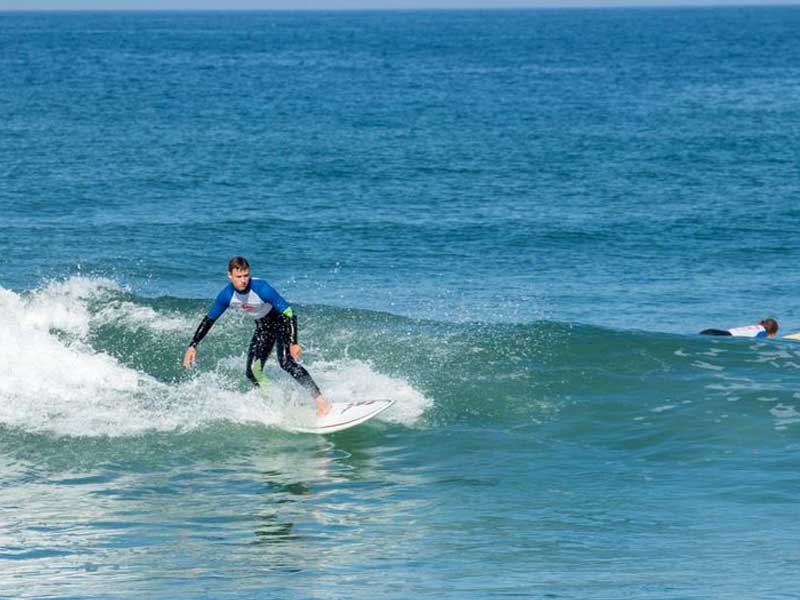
{"left": 1, "top": 7, "right": 800, "bottom": 599}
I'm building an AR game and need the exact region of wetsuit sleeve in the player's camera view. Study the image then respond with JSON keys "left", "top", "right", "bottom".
{"left": 189, "top": 316, "right": 216, "bottom": 348}
{"left": 280, "top": 311, "right": 299, "bottom": 345}
{"left": 188, "top": 285, "right": 232, "bottom": 347}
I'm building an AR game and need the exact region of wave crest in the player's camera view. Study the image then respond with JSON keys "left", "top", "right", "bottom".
{"left": 0, "top": 278, "right": 431, "bottom": 437}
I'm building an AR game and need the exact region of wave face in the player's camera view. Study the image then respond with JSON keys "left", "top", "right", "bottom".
{"left": 3, "top": 277, "right": 798, "bottom": 447}
{"left": 0, "top": 278, "right": 430, "bottom": 438}
{"left": 3, "top": 278, "right": 799, "bottom": 600}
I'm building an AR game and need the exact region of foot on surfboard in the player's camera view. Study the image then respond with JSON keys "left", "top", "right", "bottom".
{"left": 290, "top": 399, "right": 395, "bottom": 434}
{"left": 316, "top": 395, "right": 332, "bottom": 417}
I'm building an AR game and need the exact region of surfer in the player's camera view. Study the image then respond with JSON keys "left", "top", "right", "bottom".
{"left": 700, "top": 318, "right": 779, "bottom": 338}
{"left": 182, "top": 256, "right": 331, "bottom": 416}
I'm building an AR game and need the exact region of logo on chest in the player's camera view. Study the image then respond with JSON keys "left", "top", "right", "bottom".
{"left": 233, "top": 296, "right": 259, "bottom": 312}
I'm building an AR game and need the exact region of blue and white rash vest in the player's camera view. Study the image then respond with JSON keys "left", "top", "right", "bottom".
{"left": 188, "top": 277, "right": 296, "bottom": 349}
{"left": 727, "top": 324, "right": 767, "bottom": 338}
{"left": 208, "top": 278, "right": 291, "bottom": 320}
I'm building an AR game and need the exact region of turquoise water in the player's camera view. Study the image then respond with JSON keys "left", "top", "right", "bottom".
{"left": 2, "top": 8, "right": 800, "bottom": 599}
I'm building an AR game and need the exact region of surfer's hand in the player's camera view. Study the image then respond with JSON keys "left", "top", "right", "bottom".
{"left": 315, "top": 395, "right": 331, "bottom": 417}
{"left": 183, "top": 346, "right": 196, "bottom": 369}
{"left": 290, "top": 343, "right": 302, "bottom": 361}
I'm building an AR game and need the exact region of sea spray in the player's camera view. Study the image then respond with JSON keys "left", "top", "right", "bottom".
{"left": 0, "top": 279, "right": 430, "bottom": 437}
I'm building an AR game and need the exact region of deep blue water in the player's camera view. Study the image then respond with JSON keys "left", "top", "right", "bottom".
{"left": 2, "top": 8, "right": 800, "bottom": 599}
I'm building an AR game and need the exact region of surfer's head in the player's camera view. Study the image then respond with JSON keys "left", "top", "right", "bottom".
{"left": 760, "top": 318, "right": 779, "bottom": 337}
{"left": 228, "top": 256, "right": 251, "bottom": 292}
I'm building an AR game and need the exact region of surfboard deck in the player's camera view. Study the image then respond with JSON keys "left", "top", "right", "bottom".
{"left": 783, "top": 332, "right": 800, "bottom": 340}
{"left": 286, "top": 399, "right": 394, "bottom": 434}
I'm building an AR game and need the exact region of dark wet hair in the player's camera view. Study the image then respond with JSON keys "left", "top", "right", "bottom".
{"left": 760, "top": 318, "right": 779, "bottom": 336}
{"left": 228, "top": 256, "right": 250, "bottom": 273}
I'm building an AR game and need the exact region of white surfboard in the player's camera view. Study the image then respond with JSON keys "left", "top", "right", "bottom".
{"left": 287, "top": 399, "right": 394, "bottom": 434}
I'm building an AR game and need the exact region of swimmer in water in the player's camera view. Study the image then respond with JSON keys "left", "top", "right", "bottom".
{"left": 700, "top": 318, "right": 778, "bottom": 338}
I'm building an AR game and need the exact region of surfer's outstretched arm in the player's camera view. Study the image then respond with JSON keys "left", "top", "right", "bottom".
{"left": 183, "top": 315, "right": 217, "bottom": 368}
{"left": 182, "top": 286, "right": 232, "bottom": 368}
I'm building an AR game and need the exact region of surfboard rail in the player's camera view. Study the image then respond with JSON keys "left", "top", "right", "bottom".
{"left": 286, "top": 399, "right": 395, "bottom": 434}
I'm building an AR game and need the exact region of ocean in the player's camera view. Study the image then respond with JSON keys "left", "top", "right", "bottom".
{"left": 2, "top": 7, "right": 800, "bottom": 599}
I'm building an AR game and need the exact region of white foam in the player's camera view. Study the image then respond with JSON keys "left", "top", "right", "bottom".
{"left": 12, "top": 276, "right": 119, "bottom": 338}
{"left": 0, "top": 282, "right": 149, "bottom": 435}
{"left": 233, "top": 356, "right": 432, "bottom": 430}
{"left": 301, "top": 358, "right": 432, "bottom": 427}
{"left": 93, "top": 301, "right": 193, "bottom": 333}
{"left": 0, "top": 278, "right": 431, "bottom": 437}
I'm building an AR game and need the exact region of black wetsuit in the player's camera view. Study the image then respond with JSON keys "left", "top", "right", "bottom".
{"left": 244, "top": 309, "right": 321, "bottom": 396}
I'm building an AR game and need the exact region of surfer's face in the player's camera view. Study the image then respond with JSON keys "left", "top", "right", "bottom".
{"left": 228, "top": 268, "right": 250, "bottom": 292}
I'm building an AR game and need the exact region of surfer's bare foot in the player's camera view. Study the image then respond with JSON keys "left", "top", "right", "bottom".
{"left": 315, "top": 395, "right": 331, "bottom": 417}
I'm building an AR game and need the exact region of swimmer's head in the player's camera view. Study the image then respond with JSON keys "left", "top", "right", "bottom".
{"left": 760, "top": 318, "right": 779, "bottom": 337}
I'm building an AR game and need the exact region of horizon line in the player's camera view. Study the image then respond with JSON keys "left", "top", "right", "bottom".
{"left": 3, "top": 1, "right": 800, "bottom": 12}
